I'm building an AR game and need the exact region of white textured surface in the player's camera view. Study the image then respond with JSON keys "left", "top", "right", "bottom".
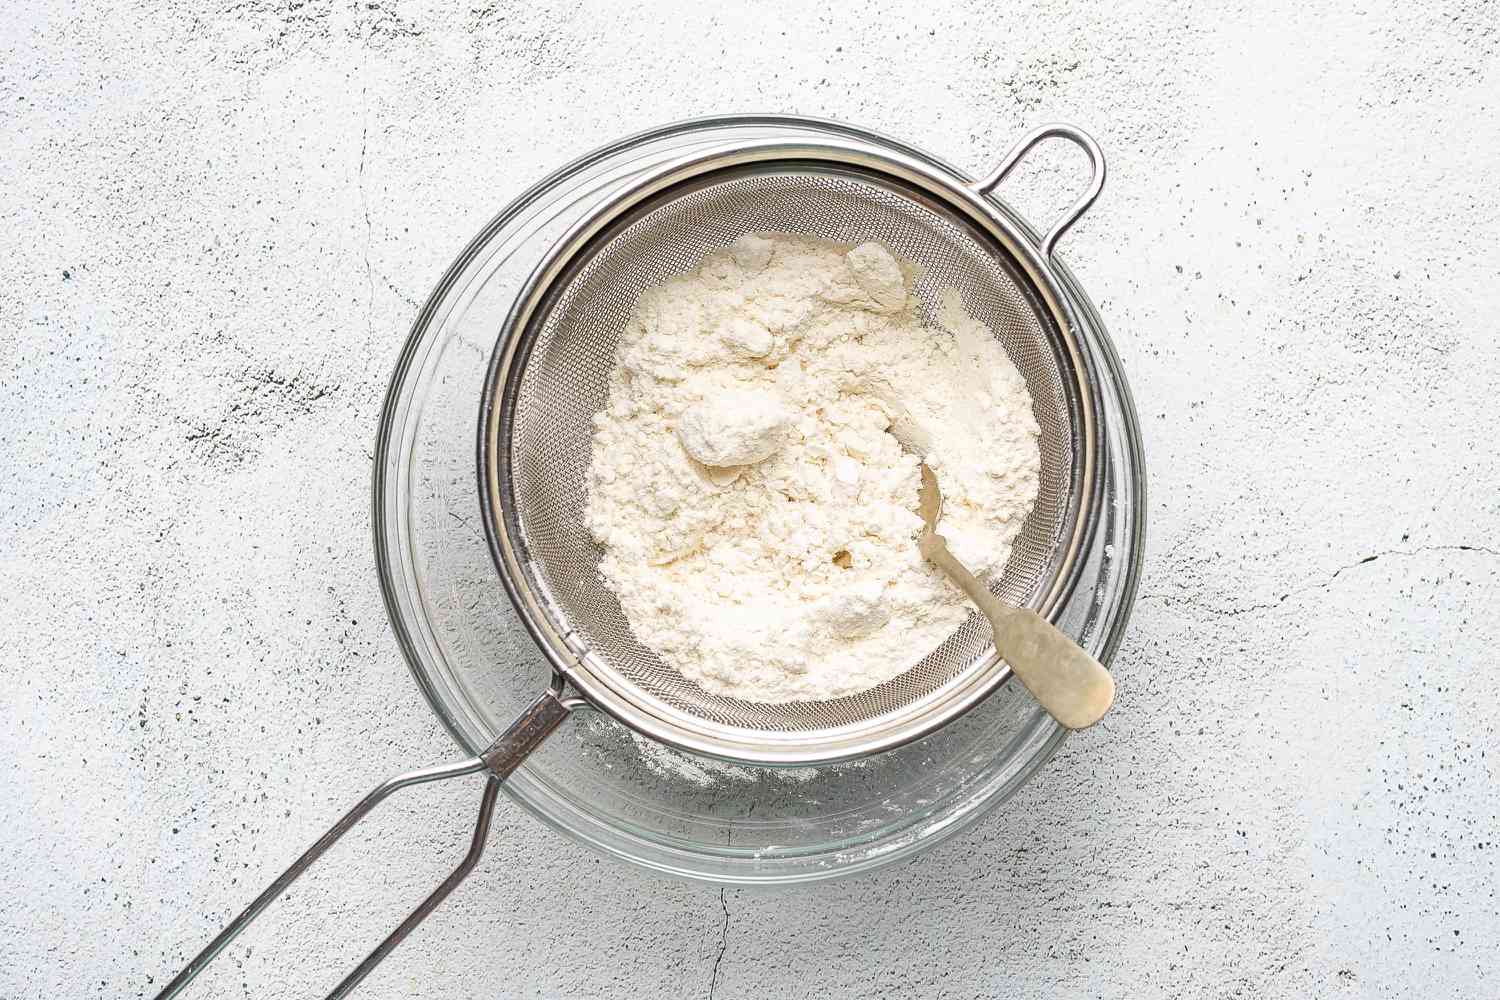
{"left": 2, "top": 2, "right": 1497, "bottom": 998}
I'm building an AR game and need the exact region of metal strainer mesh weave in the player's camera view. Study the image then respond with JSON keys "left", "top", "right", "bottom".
{"left": 503, "top": 165, "right": 1084, "bottom": 735}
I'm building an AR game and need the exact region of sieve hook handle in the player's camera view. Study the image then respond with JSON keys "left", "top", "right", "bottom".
{"left": 975, "top": 123, "right": 1106, "bottom": 258}
{"left": 152, "top": 680, "right": 574, "bottom": 1000}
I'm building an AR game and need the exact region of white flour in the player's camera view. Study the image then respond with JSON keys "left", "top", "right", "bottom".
{"left": 586, "top": 234, "right": 1040, "bottom": 703}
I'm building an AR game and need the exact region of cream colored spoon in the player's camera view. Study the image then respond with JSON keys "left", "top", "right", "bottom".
{"left": 918, "top": 464, "right": 1115, "bottom": 729}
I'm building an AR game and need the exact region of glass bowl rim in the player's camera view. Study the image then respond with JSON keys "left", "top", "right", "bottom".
{"left": 371, "top": 113, "right": 1147, "bottom": 884}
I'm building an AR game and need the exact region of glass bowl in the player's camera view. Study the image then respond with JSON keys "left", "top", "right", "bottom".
{"left": 372, "top": 115, "right": 1146, "bottom": 885}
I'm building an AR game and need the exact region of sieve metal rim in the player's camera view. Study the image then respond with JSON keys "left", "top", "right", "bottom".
{"left": 478, "top": 135, "right": 1106, "bottom": 765}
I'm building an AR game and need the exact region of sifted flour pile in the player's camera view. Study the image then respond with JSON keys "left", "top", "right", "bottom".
{"left": 585, "top": 233, "right": 1040, "bottom": 703}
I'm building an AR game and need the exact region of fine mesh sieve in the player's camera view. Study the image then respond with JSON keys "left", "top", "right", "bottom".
{"left": 481, "top": 131, "right": 1106, "bottom": 764}
{"left": 153, "top": 124, "right": 1109, "bottom": 1000}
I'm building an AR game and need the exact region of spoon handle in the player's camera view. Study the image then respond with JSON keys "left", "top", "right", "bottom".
{"left": 920, "top": 531, "right": 1114, "bottom": 730}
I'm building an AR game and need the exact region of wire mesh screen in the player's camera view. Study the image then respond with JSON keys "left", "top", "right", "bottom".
{"left": 502, "top": 165, "right": 1082, "bottom": 734}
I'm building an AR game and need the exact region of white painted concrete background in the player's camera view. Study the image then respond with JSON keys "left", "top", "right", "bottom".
{"left": 3, "top": 1, "right": 1497, "bottom": 997}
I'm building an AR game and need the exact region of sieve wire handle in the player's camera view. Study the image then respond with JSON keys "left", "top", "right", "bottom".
{"left": 152, "top": 682, "right": 575, "bottom": 1000}
{"left": 975, "top": 123, "right": 1106, "bottom": 258}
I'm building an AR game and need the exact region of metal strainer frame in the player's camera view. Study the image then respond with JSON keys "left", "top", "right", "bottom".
{"left": 478, "top": 129, "right": 1107, "bottom": 765}
{"left": 152, "top": 124, "right": 1107, "bottom": 1000}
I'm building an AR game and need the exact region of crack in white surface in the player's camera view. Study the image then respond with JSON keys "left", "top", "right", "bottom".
{"left": 1277, "top": 544, "right": 1499, "bottom": 604}
{"left": 1141, "top": 543, "right": 1500, "bottom": 619}
{"left": 708, "top": 888, "right": 730, "bottom": 1000}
